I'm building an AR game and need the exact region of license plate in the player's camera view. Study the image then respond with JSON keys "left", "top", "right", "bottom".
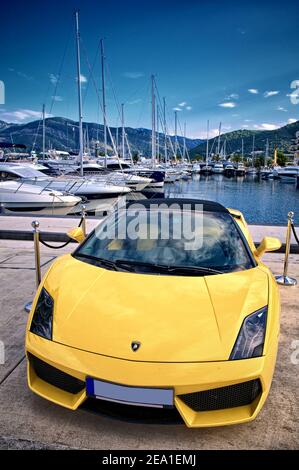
{"left": 86, "top": 377, "right": 174, "bottom": 408}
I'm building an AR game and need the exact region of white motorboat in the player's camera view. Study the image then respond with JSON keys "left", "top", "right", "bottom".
{"left": 0, "top": 163, "right": 132, "bottom": 199}
{"left": 224, "top": 163, "right": 235, "bottom": 177}
{"left": 272, "top": 165, "right": 299, "bottom": 180}
{"left": 192, "top": 162, "right": 201, "bottom": 174}
{"left": 246, "top": 167, "right": 257, "bottom": 176}
{"left": 0, "top": 180, "right": 81, "bottom": 212}
{"left": 235, "top": 163, "right": 246, "bottom": 176}
{"left": 212, "top": 163, "right": 224, "bottom": 174}
{"left": 71, "top": 163, "right": 152, "bottom": 191}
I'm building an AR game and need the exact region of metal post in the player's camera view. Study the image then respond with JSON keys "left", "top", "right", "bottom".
{"left": 25, "top": 220, "right": 41, "bottom": 313}
{"left": 81, "top": 204, "right": 87, "bottom": 237}
{"left": 275, "top": 211, "right": 297, "bottom": 286}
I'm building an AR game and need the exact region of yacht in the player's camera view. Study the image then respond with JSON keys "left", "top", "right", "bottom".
{"left": 235, "top": 162, "right": 246, "bottom": 176}
{"left": 224, "top": 163, "right": 235, "bottom": 177}
{"left": 0, "top": 180, "right": 81, "bottom": 212}
{"left": 0, "top": 163, "right": 132, "bottom": 199}
{"left": 192, "top": 162, "right": 201, "bottom": 174}
{"left": 212, "top": 162, "right": 224, "bottom": 174}
{"left": 67, "top": 163, "right": 152, "bottom": 191}
{"left": 272, "top": 165, "right": 299, "bottom": 181}
{"left": 246, "top": 167, "right": 257, "bottom": 176}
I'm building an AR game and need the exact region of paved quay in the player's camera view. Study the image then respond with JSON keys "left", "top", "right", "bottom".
{"left": 0, "top": 235, "right": 298, "bottom": 449}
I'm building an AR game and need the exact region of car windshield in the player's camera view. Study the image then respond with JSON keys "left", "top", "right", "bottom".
{"left": 74, "top": 207, "right": 254, "bottom": 275}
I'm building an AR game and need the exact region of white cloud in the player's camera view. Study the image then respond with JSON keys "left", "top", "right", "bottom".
{"left": 242, "top": 124, "right": 249, "bottom": 128}
{"left": 253, "top": 123, "right": 280, "bottom": 130}
{"left": 9, "top": 68, "right": 33, "bottom": 81}
{"left": 288, "top": 118, "right": 297, "bottom": 124}
{"left": 51, "top": 95, "right": 63, "bottom": 102}
{"left": 219, "top": 101, "right": 237, "bottom": 108}
{"left": 264, "top": 90, "right": 279, "bottom": 98}
{"left": 173, "top": 107, "right": 182, "bottom": 111}
{"left": 0, "top": 109, "right": 52, "bottom": 123}
{"left": 227, "top": 93, "right": 239, "bottom": 100}
{"left": 49, "top": 73, "right": 59, "bottom": 85}
{"left": 186, "top": 106, "right": 192, "bottom": 111}
{"left": 244, "top": 119, "right": 253, "bottom": 122}
{"left": 123, "top": 72, "right": 144, "bottom": 79}
{"left": 277, "top": 106, "right": 287, "bottom": 112}
{"left": 178, "top": 101, "right": 187, "bottom": 107}
{"left": 248, "top": 88, "right": 259, "bottom": 94}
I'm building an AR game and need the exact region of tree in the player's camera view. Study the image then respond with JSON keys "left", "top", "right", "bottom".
{"left": 231, "top": 154, "right": 242, "bottom": 163}
{"left": 276, "top": 150, "right": 288, "bottom": 167}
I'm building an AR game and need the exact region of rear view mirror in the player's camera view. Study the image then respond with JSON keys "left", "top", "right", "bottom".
{"left": 255, "top": 237, "right": 281, "bottom": 258}
{"left": 67, "top": 227, "right": 85, "bottom": 244}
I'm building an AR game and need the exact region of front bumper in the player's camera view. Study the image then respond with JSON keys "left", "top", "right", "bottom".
{"left": 26, "top": 332, "right": 278, "bottom": 428}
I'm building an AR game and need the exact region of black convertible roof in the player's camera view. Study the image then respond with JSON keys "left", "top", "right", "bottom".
{"left": 126, "top": 198, "right": 229, "bottom": 213}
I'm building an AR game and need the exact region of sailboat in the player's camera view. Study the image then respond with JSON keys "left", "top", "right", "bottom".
{"left": 201, "top": 120, "right": 212, "bottom": 174}
{"left": 247, "top": 134, "right": 257, "bottom": 176}
{"left": 260, "top": 139, "right": 273, "bottom": 178}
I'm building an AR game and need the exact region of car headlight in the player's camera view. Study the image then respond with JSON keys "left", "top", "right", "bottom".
{"left": 30, "top": 288, "right": 54, "bottom": 340}
{"left": 229, "top": 306, "right": 267, "bottom": 360}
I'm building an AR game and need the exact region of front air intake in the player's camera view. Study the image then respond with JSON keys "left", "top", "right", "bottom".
{"left": 179, "top": 379, "right": 262, "bottom": 412}
{"left": 29, "top": 353, "right": 85, "bottom": 394}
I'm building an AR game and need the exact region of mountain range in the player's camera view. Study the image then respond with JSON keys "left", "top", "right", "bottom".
{"left": 0, "top": 117, "right": 202, "bottom": 156}
{"left": 0, "top": 117, "right": 298, "bottom": 158}
{"left": 189, "top": 120, "right": 299, "bottom": 158}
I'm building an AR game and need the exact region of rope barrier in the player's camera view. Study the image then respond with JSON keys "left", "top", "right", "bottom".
{"left": 291, "top": 222, "right": 299, "bottom": 245}
{"left": 39, "top": 237, "right": 72, "bottom": 249}
{"left": 38, "top": 215, "right": 85, "bottom": 250}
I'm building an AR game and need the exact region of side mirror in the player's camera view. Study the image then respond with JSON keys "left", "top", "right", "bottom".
{"left": 67, "top": 227, "right": 85, "bottom": 244}
{"left": 255, "top": 236, "right": 281, "bottom": 258}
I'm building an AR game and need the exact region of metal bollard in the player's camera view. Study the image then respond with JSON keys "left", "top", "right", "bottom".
{"left": 275, "top": 211, "right": 297, "bottom": 286}
{"left": 25, "top": 220, "right": 42, "bottom": 312}
{"left": 81, "top": 204, "right": 87, "bottom": 237}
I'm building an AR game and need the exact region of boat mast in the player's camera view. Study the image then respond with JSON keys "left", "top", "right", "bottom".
{"left": 156, "top": 104, "right": 160, "bottom": 162}
{"left": 42, "top": 104, "right": 46, "bottom": 162}
{"left": 206, "top": 119, "right": 209, "bottom": 165}
{"left": 163, "top": 97, "right": 167, "bottom": 165}
{"left": 174, "top": 110, "right": 178, "bottom": 160}
{"left": 100, "top": 39, "right": 107, "bottom": 166}
{"left": 121, "top": 103, "right": 125, "bottom": 160}
{"left": 183, "top": 122, "right": 187, "bottom": 161}
{"left": 265, "top": 138, "right": 269, "bottom": 167}
{"left": 151, "top": 75, "right": 156, "bottom": 167}
{"left": 217, "top": 121, "right": 221, "bottom": 156}
{"left": 241, "top": 138, "right": 244, "bottom": 160}
{"left": 252, "top": 134, "right": 255, "bottom": 168}
{"left": 75, "top": 10, "right": 84, "bottom": 177}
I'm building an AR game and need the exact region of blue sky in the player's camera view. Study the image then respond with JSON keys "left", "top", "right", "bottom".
{"left": 0, "top": 0, "right": 299, "bottom": 138}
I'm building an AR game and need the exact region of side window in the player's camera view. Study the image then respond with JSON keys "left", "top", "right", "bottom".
{"left": 0, "top": 171, "right": 18, "bottom": 181}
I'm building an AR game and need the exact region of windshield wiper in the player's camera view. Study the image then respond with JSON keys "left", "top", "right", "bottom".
{"left": 75, "top": 253, "right": 119, "bottom": 270}
{"left": 114, "top": 259, "right": 223, "bottom": 275}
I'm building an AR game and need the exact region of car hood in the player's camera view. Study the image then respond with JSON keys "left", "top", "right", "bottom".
{"left": 45, "top": 255, "right": 269, "bottom": 362}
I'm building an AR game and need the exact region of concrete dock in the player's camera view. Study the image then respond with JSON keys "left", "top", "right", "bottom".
{"left": 0, "top": 226, "right": 298, "bottom": 449}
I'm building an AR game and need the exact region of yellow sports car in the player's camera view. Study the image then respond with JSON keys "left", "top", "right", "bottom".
{"left": 25, "top": 199, "right": 281, "bottom": 427}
